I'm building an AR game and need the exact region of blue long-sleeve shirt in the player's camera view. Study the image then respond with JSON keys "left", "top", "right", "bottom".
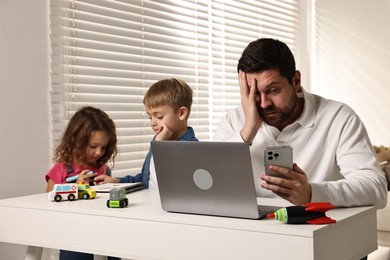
{"left": 118, "top": 127, "right": 198, "bottom": 188}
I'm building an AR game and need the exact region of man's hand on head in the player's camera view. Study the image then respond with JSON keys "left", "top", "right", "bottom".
{"left": 239, "top": 70, "right": 262, "bottom": 144}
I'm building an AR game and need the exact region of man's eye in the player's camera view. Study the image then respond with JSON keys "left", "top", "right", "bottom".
{"left": 267, "top": 88, "right": 279, "bottom": 95}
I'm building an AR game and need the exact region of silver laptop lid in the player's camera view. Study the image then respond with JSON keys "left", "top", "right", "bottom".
{"left": 151, "top": 141, "right": 261, "bottom": 219}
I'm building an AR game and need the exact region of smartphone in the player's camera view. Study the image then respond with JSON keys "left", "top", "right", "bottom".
{"left": 264, "top": 145, "right": 293, "bottom": 178}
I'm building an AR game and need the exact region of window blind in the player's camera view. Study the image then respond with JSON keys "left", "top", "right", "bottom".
{"left": 209, "top": 1, "right": 300, "bottom": 131}
{"left": 50, "top": 0, "right": 300, "bottom": 177}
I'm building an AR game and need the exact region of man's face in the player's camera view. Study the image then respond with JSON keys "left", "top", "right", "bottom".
{"left": 246, "top": 69, "right": 302, "bottom": 130}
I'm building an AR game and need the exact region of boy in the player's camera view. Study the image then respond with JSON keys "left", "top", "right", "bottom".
{"left": 94, "top": 78, "right": 198, "bottom": 189}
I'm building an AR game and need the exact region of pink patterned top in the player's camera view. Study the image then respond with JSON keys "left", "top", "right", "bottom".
{"left": 45, "top": 162, "right": 110, "bottom": 184}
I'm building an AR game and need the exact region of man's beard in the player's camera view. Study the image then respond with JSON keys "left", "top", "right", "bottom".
{"left": 259, "top": 94, "right": 298, "bottom": 127}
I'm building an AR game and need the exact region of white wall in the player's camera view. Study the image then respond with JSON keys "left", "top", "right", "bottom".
{"left": 0, "top": 0, "right": 50, "bottom": 259}
{"left": 312, "top": 0, "right": 390, "bottom": 146}
{"left": 0, "top": 0, "right": 50, "bottom": 196}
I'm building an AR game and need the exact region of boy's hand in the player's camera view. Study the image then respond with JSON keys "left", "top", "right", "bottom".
{"left": 155, "top": 125, "right": 173, "bottom": 141}
{"left": 94, "top": 175, "right": 120, "bottom": 185}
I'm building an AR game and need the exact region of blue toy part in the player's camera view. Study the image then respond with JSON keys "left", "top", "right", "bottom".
{"left": 66, "top": 171, "right": 94, "bottom": 183}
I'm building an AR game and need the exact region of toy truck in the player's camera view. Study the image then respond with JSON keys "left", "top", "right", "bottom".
{"left": 77, "top": 183, "right": 97, "bottom": 200}
{"left": 107, "top": 187, "right": 128, "bottom": 208}
{"left": 48, "top": 183, "right": 78, "bottom": 202}
{"left": 48, "top": 183, "right": 96, "bottom": 202}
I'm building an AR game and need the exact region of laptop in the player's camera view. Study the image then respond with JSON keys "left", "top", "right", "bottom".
{"left": 151, "top": 141, "right": 280, "bottom": 219}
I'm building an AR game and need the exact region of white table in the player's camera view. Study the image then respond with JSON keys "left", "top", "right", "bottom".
{"left": 0, "top": 190, "right": 377, "bottom": 260}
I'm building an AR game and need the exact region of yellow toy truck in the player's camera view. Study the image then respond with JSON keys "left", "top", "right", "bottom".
{"left": 77, "top": 183, "right": 97, "bottom": 200}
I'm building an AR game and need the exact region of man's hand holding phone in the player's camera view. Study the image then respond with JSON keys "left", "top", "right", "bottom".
{"left": 264, "top": 145, "right": 293, "bottom": 178}
{"left": 261, "top": 145, "right": 312, "bottom": 205}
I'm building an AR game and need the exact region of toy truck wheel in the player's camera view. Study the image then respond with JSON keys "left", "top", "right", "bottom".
{"left": 68, "top": 194, "right": 75, "bottom": 201}
{"left": 82, "top": 193, "right": 90, "bottom": 200}
{"left": 54, "top": 195, "right": 62, "bottom": 202}
{"left": 124, "top": 198, "right": 129, "bottom": 206}
{"left": 107, "top": 200, "right": 110, "bottom": 208}
{"left": 120, "top": 200, "right": 125, "bottom": 208}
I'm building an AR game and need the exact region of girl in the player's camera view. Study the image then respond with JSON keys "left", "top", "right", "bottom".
{"left": 46, "top": 106, "right": 118, "bottom": 192}
{"left": 45, "top": 106, "right": 119, "bottom": 260}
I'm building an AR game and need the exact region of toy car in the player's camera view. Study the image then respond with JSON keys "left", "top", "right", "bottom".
{"left": 77, "top": 183, "right": 97, "bottom": 200}
{"left": 49, "top": 183, "right": 97, "bottom": 202}
{"left": 107, "top": 187, "right": 128, "bottom": 208}
{"left": 48, "top": 183, "right": 78, "bottom": 202}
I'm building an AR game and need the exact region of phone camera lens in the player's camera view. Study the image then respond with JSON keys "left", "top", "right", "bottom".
{"left": 274, "top": 153, "right": 279, "bottom": 158}
{"left": 268, "top": 156, "right": 273, "bottom": 160}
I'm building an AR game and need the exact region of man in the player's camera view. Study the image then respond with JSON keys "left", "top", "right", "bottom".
{"left": 214, "top": 38, "right": 387, "bottom": 208}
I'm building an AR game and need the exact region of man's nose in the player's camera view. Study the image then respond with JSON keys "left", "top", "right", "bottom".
{"left": 260, "top": 95, "right": 272, "bottom": 108}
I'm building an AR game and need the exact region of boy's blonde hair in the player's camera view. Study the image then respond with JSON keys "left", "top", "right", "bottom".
{"left": 143, "top": 78, "right": 193, "bottom": 118}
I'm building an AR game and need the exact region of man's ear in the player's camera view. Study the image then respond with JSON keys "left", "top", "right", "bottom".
{"left": 178, "top": 106, "right": 189, "bottom": 120}
{"left": 293, "top": 70, "right": 302, "bottom": 92}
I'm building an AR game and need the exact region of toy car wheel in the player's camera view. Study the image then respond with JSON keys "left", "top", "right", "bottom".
{"left": 54, "top": 195, "right": 61, "bottom": 202}
{"left": 124, "top": 198, "right": 129, "bottom": 206}
{"left": 68, "top": 194, "right": 75, "bottom": 201}
{"left": 120, "top": 200, "right": 125, "bottom": 208}
{"left": 107, "top": 200, "right": 110, "bottom": 208}
{"left": 82, "top": 193, "right": 90, "bottom": 200}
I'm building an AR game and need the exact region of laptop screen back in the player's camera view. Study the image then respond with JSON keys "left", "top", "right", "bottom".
{"left": 151, "top": 141, "right": 261, "bottom": 219}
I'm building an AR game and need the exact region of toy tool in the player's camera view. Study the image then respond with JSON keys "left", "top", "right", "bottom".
{"left": 267, "top": 202, "right": 336, "bottom": 224}
{"left": 66, "top": 171, "right": 94, "bottom": 183}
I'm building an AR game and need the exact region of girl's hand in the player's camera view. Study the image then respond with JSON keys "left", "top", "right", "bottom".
{"left": 46, "top": 179, "right": 55, "bottom": 192}
{"left": 77, "top": 170, "right": 97, "bottom": 184}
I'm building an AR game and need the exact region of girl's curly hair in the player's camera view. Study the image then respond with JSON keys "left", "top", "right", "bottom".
{"left": 54, "top": 106, "right": 118, "bottom": 167}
